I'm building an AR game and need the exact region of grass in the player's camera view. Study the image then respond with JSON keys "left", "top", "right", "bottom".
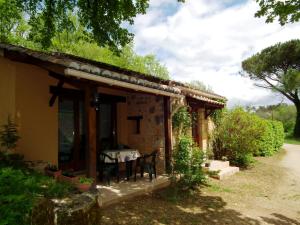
{"left": 284, "top": 137, "right": 300, "bottom": 145}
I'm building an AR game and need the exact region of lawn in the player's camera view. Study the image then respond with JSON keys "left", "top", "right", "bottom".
{"left": 284, "top": 138, "right": 300, "bottom": 145}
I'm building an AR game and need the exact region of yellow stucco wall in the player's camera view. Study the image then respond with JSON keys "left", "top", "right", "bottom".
{"left": 0, "top": 57, "right": 16, "bottom": 126}
{"left": 14, "top": 62, "right": 58, "bottom": 164}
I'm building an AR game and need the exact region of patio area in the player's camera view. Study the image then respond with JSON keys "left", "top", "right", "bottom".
{"left": 96, "top": 175, "right": 171, "bottom": 207}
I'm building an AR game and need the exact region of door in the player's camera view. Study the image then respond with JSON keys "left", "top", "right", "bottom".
{"left": 97, "top": 103, "right": 117, "bottom": 150}
{"left": 58, "top": 97, "right": 86, "bottom": 170}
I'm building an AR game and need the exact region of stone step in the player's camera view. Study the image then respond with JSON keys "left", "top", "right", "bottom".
{"left": 211, "top": 166, "right": 239, "bottom": 180}
{"left": 208, "top": 160, "right": 230, "bottom": 170}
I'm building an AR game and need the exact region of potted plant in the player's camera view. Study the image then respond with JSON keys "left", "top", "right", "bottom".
{"left": 59, "top": 170, "right": 78, "bottom": 184}
{"left": 76, "top": 177, "right": 94, "bottom": 192}
{"left": 44, "top": 164, "right": 61, "bottom": 179}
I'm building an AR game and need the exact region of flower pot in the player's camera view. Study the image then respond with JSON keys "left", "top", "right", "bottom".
{"left": 76, "top": 183, "right": 92, "bottom": 192}
{"left": 45, "top": 169, "right": 62, "bottom": 180}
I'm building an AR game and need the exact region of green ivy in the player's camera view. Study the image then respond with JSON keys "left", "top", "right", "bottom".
{"left": 172, "top": 106, "right": 192, "bottom": 135}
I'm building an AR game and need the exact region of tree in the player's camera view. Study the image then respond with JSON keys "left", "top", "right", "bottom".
{"left": 255, "top": 0, "right": 300, "bottom": 25}
{"left": 242, "top": 39, "right": 300, "bottom": 138}
{"left": 254, "top": 104, "right": 296, "bottom": 135}
{"left": 186, "top": 80, "right": 214, "bottom": 93}
{"left": 0, "top": 0, "right": 184, "bottom": 50}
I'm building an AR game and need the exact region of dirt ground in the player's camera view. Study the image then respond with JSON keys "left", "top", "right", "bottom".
{"left": 99, "top": 144, "right": 300, "bottom": 225}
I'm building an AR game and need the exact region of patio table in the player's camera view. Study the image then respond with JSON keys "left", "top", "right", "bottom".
{"left": 102, "top": 149, "right": 141, "bottom": 180}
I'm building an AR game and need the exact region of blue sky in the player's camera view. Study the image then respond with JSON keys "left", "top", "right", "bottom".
{"left": 130, "top": 0, "right": 300, "bottom": 107}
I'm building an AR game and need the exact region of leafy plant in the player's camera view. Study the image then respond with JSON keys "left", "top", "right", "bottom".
{"left": 172, "top": 135, "right": 206, "bottom": 189}
{"left": 79, "top": 177, "right": 94, "bottom": 185}
{"left": 0, "top": 116, "right": 20, "bottom": 152}
{"left": 212, "top": 108, "right": 264, "bottom": 167}
{"left": 212, "top": 107, "right": 285, "bottom": 167}
{"left": 0, "top": 165, "right": 74, "bottom": 225}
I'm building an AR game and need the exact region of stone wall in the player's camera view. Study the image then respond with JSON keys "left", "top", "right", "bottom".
{"left": 127, "top": 93, "right": 166, "bottom": 173}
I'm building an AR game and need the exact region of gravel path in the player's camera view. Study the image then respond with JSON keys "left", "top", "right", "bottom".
{"left": 281, "top": 144, "right": 300, "bottom": 178}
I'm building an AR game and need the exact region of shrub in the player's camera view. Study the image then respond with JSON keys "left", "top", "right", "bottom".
{"left": 271, "top": 120, "right": 284, "bottom": 151}
{"left": 0, "top": 162, "right": 74, "bottom": 225}
{"left": 257, "top": 120, "right": 275, "bottom": 156}
{"left": 212, "top": 108, "right": 264, "bottom": 167}
{"left": 173, "top": 135, "right": 206, "bottom": 188}
{"left": 256, "top": 120, "right": 284, "bottom": 156}
{"left": 212, "top": 107, "right": 285, "bottom": 167}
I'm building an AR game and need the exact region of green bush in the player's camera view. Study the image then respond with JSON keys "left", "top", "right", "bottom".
{"left": 257, "top": 120, "right": 284, "bottom": 156}
{"left": 257, "top": 120, "right": 275, "bottom": 156}
{"left": 213, "top": 108, "right": 285, "bottom": 167}
{"left": 271, "top": 120, "right": 284, "bottom": 151}
{"left": 212, "top": 108, "right": 264, "bottom": 167}
{"left": 0, "top": 159, "right": 74, "bottom": 225}
{"left": 173, "top": 135, "right": 206, "bottom": 188}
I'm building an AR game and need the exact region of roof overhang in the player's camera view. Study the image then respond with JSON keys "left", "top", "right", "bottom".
{"left": 64, "top": 68, "right": 183, "bottom": 98}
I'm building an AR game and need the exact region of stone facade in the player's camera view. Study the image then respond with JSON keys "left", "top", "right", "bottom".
{"left": 127, "top": 93, "right": 166, "bottom": 173}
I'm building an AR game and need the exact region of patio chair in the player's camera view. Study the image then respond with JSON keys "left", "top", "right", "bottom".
{"left": 98, "top": 152, "right": 120, "bottom": 185}
{"left": 134, "top": 150, "right": 158, "bottom": 182}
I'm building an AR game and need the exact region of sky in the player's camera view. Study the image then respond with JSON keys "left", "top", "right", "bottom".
{"left": 131, "top": 0, "right": 300, "bottom": 108}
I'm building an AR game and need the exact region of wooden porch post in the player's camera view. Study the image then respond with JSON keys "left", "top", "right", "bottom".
{"left": 163, "top": 96, "right": 172, "bottom": 172}
{"left": 85, "top": 86, "right": 97, "bottom": 180}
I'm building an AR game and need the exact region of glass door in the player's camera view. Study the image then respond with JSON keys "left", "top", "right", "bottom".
{"left": 58, "top": 97, "right": 86, "bottom": 170}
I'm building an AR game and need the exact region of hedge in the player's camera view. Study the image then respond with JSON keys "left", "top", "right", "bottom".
{"left": 212, "top": 108, "right": 285, "bottom": 167}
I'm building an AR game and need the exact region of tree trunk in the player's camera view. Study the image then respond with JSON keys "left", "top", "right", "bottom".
{"left": 293, "top": 102, "right": 300, "bottom": 138}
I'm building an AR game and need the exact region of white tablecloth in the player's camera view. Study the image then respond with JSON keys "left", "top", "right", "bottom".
{"left": 102, "top": 149, "right": 141, "bottom": 163}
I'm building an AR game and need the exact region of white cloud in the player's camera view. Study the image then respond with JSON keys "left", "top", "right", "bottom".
{"left": 132, "top": 0, "right": 300, "bottom": 107}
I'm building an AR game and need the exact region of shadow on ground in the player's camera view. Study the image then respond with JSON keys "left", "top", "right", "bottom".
{"left": 98, "top": 189, "right": 299, "bottom": 225}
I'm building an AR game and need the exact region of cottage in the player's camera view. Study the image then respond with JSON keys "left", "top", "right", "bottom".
{"left": 0, "top": 43, "right": 225, "bottom": 182}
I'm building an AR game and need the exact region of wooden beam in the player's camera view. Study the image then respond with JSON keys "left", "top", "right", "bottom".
{"left": 85, "top": 86, "right": 97, "bottom": 181}
{"left": 49, "top": 80, "right": 64, "bottom": 107}
{"left": 163, "top": 96, "right": 172, "bottom": 172}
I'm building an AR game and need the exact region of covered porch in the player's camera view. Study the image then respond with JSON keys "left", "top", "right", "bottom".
{"left": 51, "top": 69, "right": 180, "bottom": 182}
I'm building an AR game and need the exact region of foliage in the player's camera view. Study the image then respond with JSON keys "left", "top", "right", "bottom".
{"left": 172, "top": 135, "right": 206, "bottom": 189}
{"left": 271, "top": 120, "right": 285, "bottom": 151}
{"left": 0, "top": 116, "right": 20, "bottom": 152}
{"left": 0, "top": 158, "right": 74, "bottom": 225}
{"left": 212, "top": 107, "right": 285, "bottom": 167}
{"left": 255, "top": 0, "right": 300, "bottom": 25}
{"left": 242, "top": 39, "right": 300, "bottom": 138}
{"left": 186, "top": 80, "right": 214, "bottom": 93}
{"left": 212, "top": 108, "right": 263, "bottom": 167}
{"left": 79, "top": 177, "right": 94, "bottom": 184}
{"left": 254, "top": 103, "right": 296, "bottom": 136}
{"left": 4, "top": 13, "right": 170, "bottom": 80}
{"left": 285, "top": 137, "right": 300, "bottom": 145}
{"left": 0, "top": 0, "right": 184, "bottom": 50}
{"left": 172, "top": 106, "right": 192, "bottom": 136}
{"left": 210, "top": 109, "right": 226, "bottom": 127}
{"left": 256, "top": 120, "right": 275, "bottom": 156}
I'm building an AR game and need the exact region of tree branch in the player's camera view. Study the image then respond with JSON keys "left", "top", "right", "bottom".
{"left": 262, "top": 77, "right": 295, "bottom": 102}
